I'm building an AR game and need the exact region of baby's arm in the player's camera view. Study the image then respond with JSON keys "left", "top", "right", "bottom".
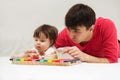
{"left": 11, "top": 49, "right": 39, "bottom": 59}
{"left": 11, "top": 52, "right": 28, "bottom": 58}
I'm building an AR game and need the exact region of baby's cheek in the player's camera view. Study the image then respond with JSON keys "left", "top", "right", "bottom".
{"left": 42, "top": 45, "right": 50, "bottom": 50}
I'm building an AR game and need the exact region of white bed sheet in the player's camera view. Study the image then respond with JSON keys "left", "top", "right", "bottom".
{"left": 0, "top": 57, "right": 120, "bottom": 80}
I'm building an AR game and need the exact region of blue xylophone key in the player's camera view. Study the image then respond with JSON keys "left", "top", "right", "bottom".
{"left": 9, "top": 58, "right": 21, "bottom": 61}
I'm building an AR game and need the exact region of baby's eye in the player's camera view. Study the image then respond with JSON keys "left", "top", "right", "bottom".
{"left": 40, "top": 40, "right": 45, "bottom": 42}
{"left": 35, "top": 39, "right": 38, "bottom": 41}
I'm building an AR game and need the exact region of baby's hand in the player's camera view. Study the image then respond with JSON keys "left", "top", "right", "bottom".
{"left": 44, "top": 51, "right": 58, "bottom": 59}
{"left": 11, "top": 55, "right": 21, "bottom": 58}
{"left": 25, "top": 50, "right": 39, "bottom": 59}
{"left": 57, "top": 47, "right": 70, "bottom": 54}
{"left": 25, "top": 50, "right": 37, "bottom": 53}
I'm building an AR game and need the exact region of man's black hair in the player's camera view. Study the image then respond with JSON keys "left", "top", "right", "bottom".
{"left": 65, "top": 3, "right": 96, "bottom": 30}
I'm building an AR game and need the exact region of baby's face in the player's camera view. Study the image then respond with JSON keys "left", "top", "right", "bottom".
{"left": 34, "top": 32, "right": 51, "bottom": 53}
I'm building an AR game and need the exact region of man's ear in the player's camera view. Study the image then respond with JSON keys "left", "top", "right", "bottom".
{"left": 89, "top": 25, "right": 94, "bottom": 31}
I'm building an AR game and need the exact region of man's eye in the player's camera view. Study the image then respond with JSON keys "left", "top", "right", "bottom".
{"left": 73, "top": 30, "right": 78, "bottom": 33}
{"left": 74, "top": 30, "right": 78, "bottom": 32}
{"left": 74, "top": 30, "right": 81, "bottom": 33}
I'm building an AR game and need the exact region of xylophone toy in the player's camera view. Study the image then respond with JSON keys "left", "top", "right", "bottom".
{"left": 9, "top": 57, "right": 80, "bottom": 66}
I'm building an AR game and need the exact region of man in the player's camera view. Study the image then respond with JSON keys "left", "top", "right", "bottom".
{"left": 55, "top": 3, "right": 120, "bottom": 63}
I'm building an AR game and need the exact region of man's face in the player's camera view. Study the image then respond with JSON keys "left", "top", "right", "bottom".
{"left": 67, "top": 25, "right": 93, "bottom": 43}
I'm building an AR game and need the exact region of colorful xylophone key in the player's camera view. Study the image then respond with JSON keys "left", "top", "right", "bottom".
{"left": 9, "top": 57, "right": 80, "bottom": 66}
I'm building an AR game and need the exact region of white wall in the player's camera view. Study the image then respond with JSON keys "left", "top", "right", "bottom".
{"left": 0, "top": 0, "right": 120, "bottom": 56}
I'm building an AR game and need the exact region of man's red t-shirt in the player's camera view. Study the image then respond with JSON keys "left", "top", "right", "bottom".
{"left": 55, "top": 17, "right": 120, "bottom": 63}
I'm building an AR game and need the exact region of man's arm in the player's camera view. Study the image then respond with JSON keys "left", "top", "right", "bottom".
{"left": 64, "top": 46, "right": 110, "bottom": 63}
{"left": 82, "top": 53, "right": 109, "bottom": 63}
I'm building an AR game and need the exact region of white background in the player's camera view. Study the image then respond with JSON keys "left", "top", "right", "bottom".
{"left": 0, "top": 0, "right": 120, "bottom": 56}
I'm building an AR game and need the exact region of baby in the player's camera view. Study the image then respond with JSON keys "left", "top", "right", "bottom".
{"left": 11, "top": 24, "right": 58, "bottom": 59}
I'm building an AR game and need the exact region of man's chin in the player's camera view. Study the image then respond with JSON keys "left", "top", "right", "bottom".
{"left": 72, "top": 40, "right": 80, "bottom": 43}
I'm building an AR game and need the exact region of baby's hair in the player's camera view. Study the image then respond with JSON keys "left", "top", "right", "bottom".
{"left": 33, "top": 24, "right": 58, "bottom": 46}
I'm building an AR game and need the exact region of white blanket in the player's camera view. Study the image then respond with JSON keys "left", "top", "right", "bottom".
{"left": 0, "top": 57, "right": 120, "bottom": 80}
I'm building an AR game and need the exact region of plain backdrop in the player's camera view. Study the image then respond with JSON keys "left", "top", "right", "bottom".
{"left": 0, "top": 0, "right": 120, "bottom": 56}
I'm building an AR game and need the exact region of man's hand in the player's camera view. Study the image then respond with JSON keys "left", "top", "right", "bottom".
{"left": 63, "top": 46, "right": 86, "bottom": 62}
{"left": 63, "top": 46, "right": 109, "bottom": 63}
